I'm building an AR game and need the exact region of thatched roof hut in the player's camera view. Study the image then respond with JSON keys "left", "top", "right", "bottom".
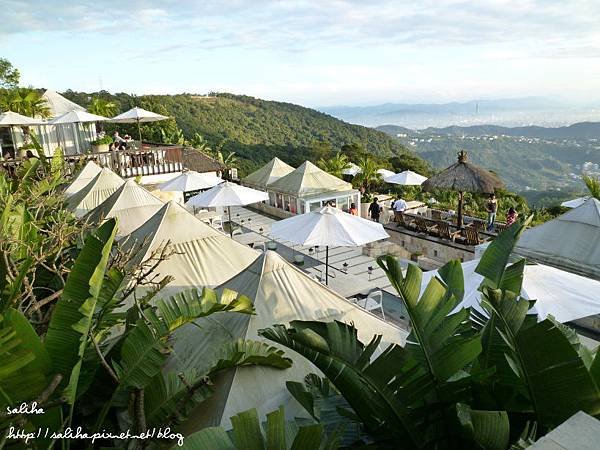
{"left": 422, "top": 151, "right": 505, "bottom": 228}
{"left": 422, "top": 151, "right": 504, "bottom": 194}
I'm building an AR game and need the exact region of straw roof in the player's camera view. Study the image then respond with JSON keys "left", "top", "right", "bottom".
{"left": 268, "top": 160, "right": 353, "bottom": 197}
{"left": 422, "top": 151, "right": 504, "bottom": 193}
{"left": 242, "top": 157, "right": 294, "bottom": 189}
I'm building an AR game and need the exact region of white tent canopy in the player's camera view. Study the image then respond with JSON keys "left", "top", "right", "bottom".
{"left": 270, "top": 206, "right": 389, "bottom": 283}
{"left": 49, "top": 110, "right": 109, "bottom": 124}
{"left": 159, "top": 170, "right": 223, "bottom": 192}
{"left": 173, "top": 251, "right": 407, "bottom": 430}
{"left": 66, "top": 168, "right": 124, "bottom": 217}
{"left": 377, "top": 168, "right": 395, "bottom": 178}
{"left": 242, "top": 157, "right": 295, "bottom": 189}
{"left": 561, "top": 196, "right": 589, "bottom": 209}
{"left": 385, "top": 170, "right": 427, "bottom": 186}
{"left": 41, "top": 90, "right": 85, "bottom": 118}
{"left": 268, "top": 161, "right": 353, "bottom": 197}
{"left": 63, "top": 161, "right": 103, "bottom": 198}
{"left": 515, "top": 198, "right": 600, "bottom": 279}
{"left": 0, "top": 111, "right": 43, "bottom": 126}
{"left": 119, "top": 201, "right": 257, "bottom": 295}
{"left": 342, "top": 163, "right": 362, "bottom": 176}
{"left": 85, "top": 179, "right": 164, "bottom": 238}
{"left": 421, "top": 258, "right": 600, "bottom": 323}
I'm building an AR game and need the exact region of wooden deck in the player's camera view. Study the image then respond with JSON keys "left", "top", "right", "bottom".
{"left": 1, "top": 143, "right": 184, "bottom": 178}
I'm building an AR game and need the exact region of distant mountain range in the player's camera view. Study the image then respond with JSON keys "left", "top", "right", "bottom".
{"left": 377, "top": 122, "right": 600, "bottom": 140}
{"left": 320, "top": 98, "right": 600, "bottom": 128}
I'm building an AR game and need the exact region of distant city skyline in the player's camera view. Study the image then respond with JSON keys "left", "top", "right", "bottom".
{"left": 1, "top": 1, "right": 600, "bottom": 108}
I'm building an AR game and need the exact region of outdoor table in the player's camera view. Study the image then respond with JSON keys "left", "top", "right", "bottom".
{"left": 195, "top": 210, "right": 220, "bottom": 224}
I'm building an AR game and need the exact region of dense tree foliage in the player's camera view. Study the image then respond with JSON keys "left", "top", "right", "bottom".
{"left": 61, "top": 91, "right": 429, "bottom": 177}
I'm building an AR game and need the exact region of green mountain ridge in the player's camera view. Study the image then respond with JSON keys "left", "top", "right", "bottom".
{"left": 62, "top": 91, "right": 421, "bottom": 175}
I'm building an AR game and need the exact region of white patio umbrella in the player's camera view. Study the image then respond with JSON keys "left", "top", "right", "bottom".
{"left": 49, "top": 109, "right": 109, "bottom": 151}
{"left": 384, "top": 170, "right": 427, "bottom": 185}
{"left": 159, "top": 170, "right": 223, "bottom": 192}
{"left": 561, "top": 196, "right": 589, "bottom": 209}
{"left": 110, "top": 107, "right": 169, "bottom": 141}
{"left": 270, "top": 206, "right": 389, "bottom": 284}
{"left": 377, "top": 168, "right": 396, "bottom": 179}
{"left": 342, "top": 163, "right": 362, "bottom": 176}
{"left": 421, "top": 259, "right": 600, "bottom": 323}
{"left": 186, "top": 181, "right": 269, "bottom": 237}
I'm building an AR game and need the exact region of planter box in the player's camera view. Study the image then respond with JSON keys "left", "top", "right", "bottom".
{"left": 92, "top": 143, "right": 110, "bottom": 153}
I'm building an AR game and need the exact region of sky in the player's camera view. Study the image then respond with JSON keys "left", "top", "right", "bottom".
{"left": 1, "top": 0, "right": 600, "bottom": 107}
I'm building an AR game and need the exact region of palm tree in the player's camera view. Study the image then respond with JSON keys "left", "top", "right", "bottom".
{"left": 354, "top": 155, "right": 381, "bottom": 193}
{"left": 188, "top": 132, "right": 212, "bottom": 154}
{"left": 1, "top": 88, "right": 51, "bottom": 118}
{"left": 88, "top": 97, "right": 118, "bottom": 132}
{"left": 583, "top": 174, "right": 600, "bottom": 200}
{"left": 317, "top": 152, "right": 350, "bottom": 178}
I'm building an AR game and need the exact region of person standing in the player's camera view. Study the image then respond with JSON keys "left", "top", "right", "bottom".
{"left": 485, "top": 194, "right": 498, "bottom": 231}
{"left": 393, "top": 197, "right": 408, "bottom": 222}
{"left": 368, "top": 197, "right": 382, "bottom": 222}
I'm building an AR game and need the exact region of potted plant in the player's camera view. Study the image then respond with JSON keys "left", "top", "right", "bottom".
{"left": 91, "top": 135, "right": 113, "bottom": 153}
{"left": 410, "top": 251, "right": 422, "bottom": 262}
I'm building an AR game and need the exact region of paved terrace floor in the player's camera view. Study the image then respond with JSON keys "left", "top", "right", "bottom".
{"left": 228, "top": 206, "right": 410, "bottom": 329}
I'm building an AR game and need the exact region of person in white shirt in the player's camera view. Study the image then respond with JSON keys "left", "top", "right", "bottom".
{"left": 393, "top": 197, "right": 408, "bottom": 222}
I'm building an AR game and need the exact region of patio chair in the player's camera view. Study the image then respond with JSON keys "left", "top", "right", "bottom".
{"left": 211, "top": 217, "right": 223, "bottom": 231}
{"left": 359, "top": 290, "right": 385, "bottom": 320}
{"left": 415, "top": 216, "right": 437, "bottom": 235}
{"left": 470, "top": 219, "right": 486, "bottom": 232}
{"left": 457, "top": 227, "right": 485, "bottom": 246}
{"left": 397, "top": 213, "right": 416, "bottom": 230}
{"left": 436, "top": 221, "right": 461, "bottom": 242}
{"left": 232, "top": 227, "right": 243, "bottom": 236}
{"left": 430, "top": 209, "right": 443, "bottom": 221}
{"left": 495, "top": 223, "right": 508, "bottom": 234}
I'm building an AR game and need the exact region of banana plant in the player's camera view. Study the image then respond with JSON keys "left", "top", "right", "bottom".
{"left": 1, "top": 218, "right": 293, "bottom": 448}
{"left": 179, "top": 406, "right": 340, "bottom": 450}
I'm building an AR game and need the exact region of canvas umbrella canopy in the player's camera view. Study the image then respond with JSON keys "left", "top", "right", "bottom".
{"left": 342, "top": 163, "right": 362, "bottom": 176}
{"left": 63, "top": 160, "right": 102, "bottom": 198}
{"left": 421, "top": 150, "right": 505, "bottom": 228}
{"left": 159, "top": 170, "right": 223, "bottom": 192}
{"left": 186, "top": 181, "right": 269, "bottom": 237}
{"left": 110, "top": 106, "right": 169, "bottom": 141}
{"left": 421, "top": 258, "right": 600, "bottom": 323}
{"left": 270, "top": 205, "right": 389, "bottom": 284}
{"left": 377, "top": 168, "right": 396, "bottom": 179}
{"left": 384, "top": 169, "right": 427, "bottom": 185}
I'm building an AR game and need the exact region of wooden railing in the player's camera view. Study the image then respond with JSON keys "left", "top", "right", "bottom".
{"left": 1, "top": 144, "right": 184, "bottom": 179}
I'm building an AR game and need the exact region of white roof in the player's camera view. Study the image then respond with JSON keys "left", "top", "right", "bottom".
{"left": 49, "top": 109, "right": 108, "bottom": 124}
{"left": 111, "top": 106, "right": 169, "bottom": 123}
{"left": 84, "top": 179, "right": 164, "bottom": 238}
{"left": 63, "top": 161, "right": 103, "bottom": 198}
{"left": 384, "top": 170, "right": 427, "bottom": 185}
{"left": 242, "top": 157, "right": 295, "bottom": 189}
{"left": 41, "top": 90, "right": 85, "bottom": 118}
{"left": 66, "top": 168, "right": 124, "bottom": 218}
{"left": 515, "top": 198, "right": 600, "bottom": 279}
{"left": 421, "top": 258, "right": 600, "bottom": 323}
{"left": 342, "top": 163, "right": 362, "bottom": 176}
{"left": 271, "top": 206, "right": 389, "bottom": 247}
{"left": 172, "top": 250, "right": 407, "bottom": 429}
{"left": 186, "top": 181, "right": 269, "bottom": 208}
{"left": 120, "top": 201, "right": 257, "bottom": 293}
{"left": 0, "top": 111, "right": 43, "bottom": 126}
{"left": 268, "top": 161, "right": 354, "bottom": 197}
{"left": 159, "top": 170, "right": 223, "bottom": 192}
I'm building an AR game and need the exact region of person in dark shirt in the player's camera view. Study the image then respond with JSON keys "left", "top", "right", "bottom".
{"left": 368, "top": 197, "right": 382, "bottom": 222}
{"left": 485, "top": 193, "right": 498, "bottom": 231}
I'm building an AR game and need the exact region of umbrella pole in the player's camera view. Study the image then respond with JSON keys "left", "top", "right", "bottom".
{"left": 457, "top": 191, "right": 464, "bottom": 229}
{"left": 228, "top": 205, "right": 233, "bottom": 238}
{"left": 137, "top": 119, "right": 142, "bottom": 143}
{"left": 325, "top": 246, "right": 329, "bottom": 285}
